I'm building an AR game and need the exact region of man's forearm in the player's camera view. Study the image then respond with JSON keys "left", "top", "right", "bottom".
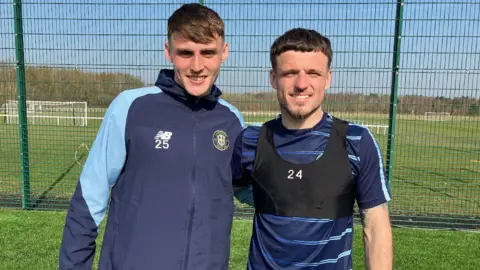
{"left": 361, "top": 204, "right": 393, "bottom": 270}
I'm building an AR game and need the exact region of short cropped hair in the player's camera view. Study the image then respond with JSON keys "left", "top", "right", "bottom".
{"left": 167, "top": 3, "right": 224, "bottom": 44}
{"left": 270, "top": 28, "right": 333, "bottom": 70}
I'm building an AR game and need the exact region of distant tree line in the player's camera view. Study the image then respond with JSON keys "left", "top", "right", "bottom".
{"left": 222, "top": 92, "right": 480, "bottom": 116}
{"left": 1, "top": 65, "right": 478, "bottom": 116}
{"left": 0, "top": 64, "right": 144, "bottom": 107}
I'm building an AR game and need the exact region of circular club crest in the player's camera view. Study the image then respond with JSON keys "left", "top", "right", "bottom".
{"left": 212, "top": 130, "right": 229, "bottom": 151}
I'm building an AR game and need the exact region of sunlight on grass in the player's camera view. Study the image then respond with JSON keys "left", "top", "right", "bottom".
{"left": 0, "top": 210, "right": 479, "bottom": 269}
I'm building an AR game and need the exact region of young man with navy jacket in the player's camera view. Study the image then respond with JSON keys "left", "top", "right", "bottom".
{"left": 59, "top": 4, "right": 244, "bottom": 270}
{"left": 233, "top": 28, "right": 393, "bottom": 269}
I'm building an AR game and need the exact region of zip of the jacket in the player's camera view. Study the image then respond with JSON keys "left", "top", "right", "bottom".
{"left": 183, "top": 109, "right": 198, "bottom": 270}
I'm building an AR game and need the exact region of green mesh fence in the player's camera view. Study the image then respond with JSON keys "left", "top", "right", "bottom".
{"left": 0, "top": 0, "right": 478, "bottom": 230}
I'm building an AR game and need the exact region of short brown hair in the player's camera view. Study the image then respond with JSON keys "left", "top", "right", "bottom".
{"left": 270, "top": 28, "right": 333, "bottom": 70}
{"left": 168, "top": 3, "right": 224, "bottom": 44}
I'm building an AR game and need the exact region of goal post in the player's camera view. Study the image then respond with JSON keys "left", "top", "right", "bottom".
{"left": 424, "top": 112, "right": 452, "bottom": 121}
{"left": 2, "top": 100, "right": 88, "bottom": 126}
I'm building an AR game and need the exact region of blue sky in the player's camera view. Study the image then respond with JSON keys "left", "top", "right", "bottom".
{"left": 1, "top": 0, "right": 479, "bottom": 98}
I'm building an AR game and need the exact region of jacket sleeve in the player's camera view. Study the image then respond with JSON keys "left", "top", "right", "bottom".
{"left": 59, "top": 93, "right": 129, "bottom": 269}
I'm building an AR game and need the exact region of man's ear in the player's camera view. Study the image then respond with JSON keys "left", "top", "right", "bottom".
{"left": 269, "top": 69, "right": 278, "bottom": 90}
{"left": 222, "top": 42, "right": 229, "bottom": 63}
{"left": 325, "top": 68, "right": 332, "bottom": 90}
{"left": 164, "top": 42, "right": 172, "bottom": 62}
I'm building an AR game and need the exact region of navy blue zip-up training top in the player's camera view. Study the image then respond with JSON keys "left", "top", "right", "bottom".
{"left": 59, "top": 69, "right": 245, "bottom": 270}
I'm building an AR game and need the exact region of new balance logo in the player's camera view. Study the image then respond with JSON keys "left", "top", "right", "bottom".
{"left": 154, "top": 130, "right": 172, "bottom": 149}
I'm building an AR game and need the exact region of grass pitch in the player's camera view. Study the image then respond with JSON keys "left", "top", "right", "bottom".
{"left": 0, "top": 112, "right": 479, "bottom": 228}
{"left": 0, "top": 209, "right": 479, "bottom": 270}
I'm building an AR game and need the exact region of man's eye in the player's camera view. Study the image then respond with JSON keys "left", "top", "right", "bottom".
{"left": 178, "top": 52, "right": 193, "bottom": 57}
{"left": 203, "top": 51, "right": 216, "bottom": 57}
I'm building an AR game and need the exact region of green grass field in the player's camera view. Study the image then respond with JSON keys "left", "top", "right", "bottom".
{"left": 0, "top": 209, "right": 479, "bottom": 270}
{"left": 0, "top": 112, "right": 479, "bottom": 228}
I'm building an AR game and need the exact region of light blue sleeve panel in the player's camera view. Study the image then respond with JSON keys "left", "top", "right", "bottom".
{"left": 218, "top": 99, "right": 253, "bottom": 206}
{"left": 80, "top": 86, "right": 161, "bottom": 227}
{"left": 218, "top": 98, "right": 246, "bottom": 128}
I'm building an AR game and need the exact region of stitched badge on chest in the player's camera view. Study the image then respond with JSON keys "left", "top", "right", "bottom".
{"left": 212, "top": 130, "right": 229, "bottom": 151}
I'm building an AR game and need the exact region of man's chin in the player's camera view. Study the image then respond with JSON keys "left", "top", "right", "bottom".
{"left": 185, "top": 86, "right": 210, "bottom": 97}
{"left": 285, "top": 106, "right": 320, "bottom": 120}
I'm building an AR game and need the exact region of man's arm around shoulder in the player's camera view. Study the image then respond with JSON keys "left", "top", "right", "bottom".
{"left": 231, "top": 127, "right": 254, "bottom": 207}
{"left": 233, "top": 184, "right": 254, "bottom": 206}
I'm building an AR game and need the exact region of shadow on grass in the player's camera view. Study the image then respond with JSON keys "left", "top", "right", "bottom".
{"left": 30, "top": 153, "right": 84, "bottom": 209}
{"left": 394, "top": 174, "right": 480, "bottom": 209}
{"left": 460, "top": 167, "right": 480, "bottom": 174}
{"left": 430, "top": 144, "right": 479, "bottom": 155}
{"left": 401, "top": 165, "right": 473, "bottom": 184}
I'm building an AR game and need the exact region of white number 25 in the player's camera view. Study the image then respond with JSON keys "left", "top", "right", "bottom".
{"left": 155, "top": 139, "right": 169, "bottom": 149}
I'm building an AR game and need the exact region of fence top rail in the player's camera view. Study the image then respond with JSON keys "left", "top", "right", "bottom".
{"left": 0, "top": 114, "right": 103, "bottom": 120}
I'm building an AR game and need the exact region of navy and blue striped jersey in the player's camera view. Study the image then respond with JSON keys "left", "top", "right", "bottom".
{"left": 233, "top": 112, "right": 391, "bottom": 269}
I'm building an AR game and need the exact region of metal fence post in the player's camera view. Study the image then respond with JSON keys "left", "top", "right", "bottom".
{"left": 13, "top": 0, "right": 31, "bottom": 209}
{"left": 386, "top": 0, "right": 405, "bottom": 207}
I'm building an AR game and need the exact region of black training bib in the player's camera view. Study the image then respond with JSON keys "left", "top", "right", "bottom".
{"left": 250, "top": 117, "right": 355, "bottom": 219}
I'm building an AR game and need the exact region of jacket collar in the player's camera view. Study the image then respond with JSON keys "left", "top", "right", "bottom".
{"left": 154, "top": 69, "right": 222, "bottom": 104}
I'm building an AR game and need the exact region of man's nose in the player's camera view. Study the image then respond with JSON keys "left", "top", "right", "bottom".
{"left": 190, "top": 55, "right": 204, "bottom": 73}
{"left": 295, "top": 72, "right": 308, "bottom": 90}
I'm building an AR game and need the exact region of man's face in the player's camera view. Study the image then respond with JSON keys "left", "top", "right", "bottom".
{"left": 270, "top": 50, "right": 332, "bottom": 120}
{"left": 165, "top": 34, "right": 228, "bottom": 97}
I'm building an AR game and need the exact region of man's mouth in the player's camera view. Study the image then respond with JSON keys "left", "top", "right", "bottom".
{"left": 290, "top": 94, "right": 311, "bottom": 100}
{"left": 187, "top": 75, "right": 207, "bottom": 83}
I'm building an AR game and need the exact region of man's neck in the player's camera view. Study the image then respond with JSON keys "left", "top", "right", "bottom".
{"left": 173, "top": 75, "right": 210, "bottom": 100}
{"left": 281, "top": 108, "right": 324, "bottom": 130}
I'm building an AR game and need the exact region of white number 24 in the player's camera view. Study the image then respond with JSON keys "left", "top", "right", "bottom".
{"left": 287, "top": 169, "right": 303, "bottom": 180}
